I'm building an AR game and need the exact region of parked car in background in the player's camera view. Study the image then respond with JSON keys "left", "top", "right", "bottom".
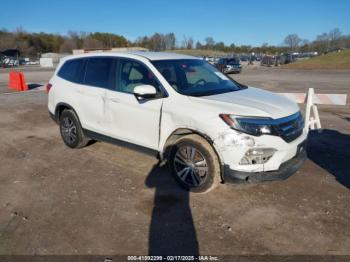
{"left": 216, "top": 57, "right": 242, "bottom": 73}
{"left": 260, "top": 55, "right": 276, "bottom": 67}
{"left": 278, "top": 53, "right": 297, "bottom": 65}
{"left": 0, "top": 49, "right": 20, "bottom": 68}
{"left": 48, "top": 52, "right": 306, "bottom": 193}
{"left": 204, "top": 56, "right": 216, "bottom": 65}
{"left": 240, "top": 55, "right": 249, "bottom": 62}
{"left": 298, "top": 52, "right": 318, "bottom": 58}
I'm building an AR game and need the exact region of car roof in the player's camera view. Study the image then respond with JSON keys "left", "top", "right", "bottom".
{"left": 61, "top": 51, "right": 199, "bottom": 62}
{"left": 128, "top": 51, "right": 199, "bottom": 61}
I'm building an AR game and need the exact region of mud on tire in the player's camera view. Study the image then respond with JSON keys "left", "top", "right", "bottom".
{"left": 169, "top": 134, "right": 221, "bottom": 193}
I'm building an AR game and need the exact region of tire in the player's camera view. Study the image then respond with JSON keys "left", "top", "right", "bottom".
{"left": 169, "top": 134, "right": 221, "bottom": 193}
{"left": 59, "top": 109, "right": 89, "bottom": 149}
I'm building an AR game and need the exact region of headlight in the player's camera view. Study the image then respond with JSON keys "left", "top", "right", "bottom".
{"left": 219, "top": 114, "right": 273, "bottom": 136}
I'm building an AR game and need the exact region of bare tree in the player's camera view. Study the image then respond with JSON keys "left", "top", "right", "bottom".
{"left": 328, "top": 28, "right": 342, "bottom": 42}
{"left": 83, "top": 37, "right": 103, "bottom": 49}
{"left": 149, "top": 33, "right": 165, "bottom": 51}
{"left": 187, "top": 37, "right": 194, "bottom": 49}
{"left": 68, "top": 31, "right": 85, "bottom": 49}
{"left": 195, "top": 41, "right": 202, "bottom": 49}
{"left": 60, "top": 38, "right": 78, "bottom": 53}
{"left": 181, "top": 35, "right": 194, "bottom": 49}
{"left": 134, "top": 33, "right": 175, "bottom": 50}
{"left": 205, "top": 37, "right": 215, "bottom": 49}
{"left": 284, "top": 34, "right": 301, "bottom": 51}
{"left": 164, "top": 33, "right": 176, "bottom": 50}
{"left": 135, "top": 36, "right": 149, "bottom": 48}
{"left": 328, "top": 28, "right": 342, "bottom": 50}
{"left": 314, "top": 32, "right": 330, "bottom": 53}
{"left": 181, "top": 35, "right": 189, "bottom": 49}
{"left": 299, "top": 39, "right": 310, "bottom": 52}
{"left": 313, "top": 28, "right": 343, "bottom": 53}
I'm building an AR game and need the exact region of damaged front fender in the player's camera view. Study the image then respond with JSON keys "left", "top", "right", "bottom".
{"left": 214, "top": 130, "right": 256, "bottom": 151}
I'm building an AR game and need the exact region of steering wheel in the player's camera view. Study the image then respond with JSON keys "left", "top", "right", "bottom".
{"left": 194, "top": 79, "right": 207, "bottom": 85}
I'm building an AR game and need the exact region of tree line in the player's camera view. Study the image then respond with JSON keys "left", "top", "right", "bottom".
{"left": 0, "top": 28, "right": 129, "bottom": 57}
{"left": 0, "top": 27, "right": 349, "bottom": 58}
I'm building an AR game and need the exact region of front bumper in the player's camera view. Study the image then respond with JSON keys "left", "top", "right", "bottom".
{"left": 223, "top": 145, "right": 307, "bottom": 183}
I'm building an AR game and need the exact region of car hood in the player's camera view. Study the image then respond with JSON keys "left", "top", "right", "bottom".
{"left": 188, "top": 87, "right": 299, "bottom": 119}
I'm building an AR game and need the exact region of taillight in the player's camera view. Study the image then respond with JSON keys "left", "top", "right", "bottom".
{"left": 46, "top": 83, "right": 52, "bottom": 93}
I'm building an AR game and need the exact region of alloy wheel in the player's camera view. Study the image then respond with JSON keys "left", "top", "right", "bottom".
{"left": 61, "top": 117, "right": 77, "bottom": 144}
{"left": 174, "top": 146, "right": 208, "bottom": 187}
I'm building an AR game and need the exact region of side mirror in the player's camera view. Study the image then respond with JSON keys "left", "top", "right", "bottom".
{"left": 133, "top": 85, "right": 157, "bottom": 100}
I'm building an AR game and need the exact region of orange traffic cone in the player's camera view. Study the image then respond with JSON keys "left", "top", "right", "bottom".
{"left": 8, "top": 71, "right": 28, "bottom": 91}
{"left": 19, "top": 72, "right": 28, "bottom": 91}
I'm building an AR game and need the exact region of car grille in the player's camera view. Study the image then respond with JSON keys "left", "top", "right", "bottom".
{"left": 274, "top": 112, "right": 304, "bottom": 143}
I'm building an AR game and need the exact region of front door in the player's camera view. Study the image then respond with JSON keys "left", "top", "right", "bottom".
{"left": 104, "top": 58, "right": 164, "bottom": 150}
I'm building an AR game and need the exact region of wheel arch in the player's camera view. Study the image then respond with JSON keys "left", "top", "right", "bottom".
{"left": 54, "top": 103, "right": 80, "bottom": 124}
{"left": 160, "top": 128, "right": 225, "bottom": 182}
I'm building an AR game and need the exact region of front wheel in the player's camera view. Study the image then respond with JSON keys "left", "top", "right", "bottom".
{"left": 169, "top": 134, "right": 221, "bottom": 193}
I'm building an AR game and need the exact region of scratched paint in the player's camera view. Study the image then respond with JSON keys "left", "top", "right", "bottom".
{"left": 216, "top": 131, "right": 255, "bottom": 150}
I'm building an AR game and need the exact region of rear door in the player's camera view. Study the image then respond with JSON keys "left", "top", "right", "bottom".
{"left": 104, "top": 58, "right": 164, "bottom": 150}
{"left": 78, "top": 57, "right": 115, "bottom": 133}
{"left": 54, "top": 58, "right": 86, "bottom": 117}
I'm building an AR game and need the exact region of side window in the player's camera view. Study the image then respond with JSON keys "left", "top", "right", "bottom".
{"left": 118, "top": 59, "right": 160, "bottom": 94}
{"left": 57, "top": 59, "right": 85, "bottom": 83}
{"left": 155, "top": 64, "right": 178, "bottom": 89}
{"left": 84, "top": 57, "right": 114, "bottom": 89}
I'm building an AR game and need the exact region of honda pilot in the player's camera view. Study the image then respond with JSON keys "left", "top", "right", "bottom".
{"left": 48, "top": 52, "right": 307, "bottom": 192}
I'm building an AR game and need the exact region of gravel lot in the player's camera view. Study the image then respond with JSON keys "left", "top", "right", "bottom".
{"left": 0, "top": 66, "right": 349, "bottom": 258}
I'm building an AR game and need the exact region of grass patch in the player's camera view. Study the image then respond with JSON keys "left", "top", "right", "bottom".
{"left": 282, "top": 50, "right": 350, "bottom": 69}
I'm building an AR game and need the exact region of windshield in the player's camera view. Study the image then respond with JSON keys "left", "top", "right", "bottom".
{"left": 227, "top": 58, "right": 240, "bottom": 65}
{"left": 152, "top": 59, "right": 244, "bottom": 97}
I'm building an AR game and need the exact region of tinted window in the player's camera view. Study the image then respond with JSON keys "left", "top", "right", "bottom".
{"left": 57, "top": 59, "right": 85, "bottom": 83}
{"left": 227, "top": 58, "right": 240, "bottom": 65}
{"left": 117, "top": 59, "right": 160, "bottom": 94}
{"left": 84, "top": 57, "right": 114, "bottom": 89}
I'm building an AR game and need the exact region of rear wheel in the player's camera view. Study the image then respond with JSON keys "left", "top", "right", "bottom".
{"left": 59, "top": 109, "right": 89, "bottom": 148}
{"left": 169, "top": 134, "right": 220, "bottom": 193}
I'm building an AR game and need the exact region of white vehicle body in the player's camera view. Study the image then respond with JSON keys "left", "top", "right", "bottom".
{"left": 48, "top": 52, "right": 307, "bottom": 185}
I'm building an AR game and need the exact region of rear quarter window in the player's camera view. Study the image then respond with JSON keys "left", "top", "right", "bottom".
{"left": 57, "top": 59, "right": 85, "bottom": 83}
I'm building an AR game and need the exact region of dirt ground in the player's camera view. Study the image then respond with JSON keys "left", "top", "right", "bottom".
{"left": 0, "top": 66, "right": 349, "bottom": 259}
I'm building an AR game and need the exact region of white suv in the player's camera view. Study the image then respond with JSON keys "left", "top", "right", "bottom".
{"left": 48, "top": 52, "right": 307, "bottom": 192}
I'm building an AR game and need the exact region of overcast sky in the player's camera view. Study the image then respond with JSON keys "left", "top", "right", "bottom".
{"left": 1, "top": 0, "right": 349, "bottom": 46}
